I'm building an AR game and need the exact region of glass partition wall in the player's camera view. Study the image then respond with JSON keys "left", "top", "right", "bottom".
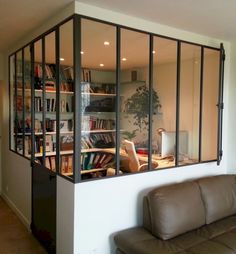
{"left": 9, "top": 15, "right": 225, "bottom": 182}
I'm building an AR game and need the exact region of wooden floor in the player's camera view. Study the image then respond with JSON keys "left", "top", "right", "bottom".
{"left": 0, "top": 197, "right": 47, "bottom": 254}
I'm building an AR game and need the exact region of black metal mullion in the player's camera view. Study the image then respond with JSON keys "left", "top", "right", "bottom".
{"left": 56, "top": 28, "right": 60, "bottom": 175}
{"left": 73, "top": 15, "right": 81, "bottom": 183}
{"left": 148, "top": 35, "right": 153, "bottom": 171}
{"left": 42, "top": 37, "right": 46, "bottom": 166}
{"left": 175, "top": 41, "right": 181, "bottom": 166}
{"left": 115, "top": 26, "right": 121, "bottom": 174}
{"left": 14, "top": 53, "right": 18, "bottom": 152}
{"left": 217, "top": 43, "right": 225, "bottom": 165}
{"left": 8, "top": 56, "right": 11, "bottom": 150}
{"left": 22, "top": 49, "right": 25, "bottom": 157}
{"left": 31, "top": 45, "right": 35, "bottom": 163}
{"left": 198, "top": 47, "right": 204, "bottom": 162}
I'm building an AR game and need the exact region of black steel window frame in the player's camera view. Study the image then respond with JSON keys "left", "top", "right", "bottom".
{"left": 8, "top": 13, "right": 225, "bottom": 183}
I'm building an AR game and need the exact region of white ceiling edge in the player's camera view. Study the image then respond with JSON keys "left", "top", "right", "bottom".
{"left": 6, "top": 2, "right": 75, "bottom": 56}
{"left": 75, "top": 1, "right": 229, "bottom": 48}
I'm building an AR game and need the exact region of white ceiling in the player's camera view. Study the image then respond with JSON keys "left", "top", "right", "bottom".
{"left": 77, "top": 0, "right": 236, "bottom": 41}
{"left": 0, "top": 0, "right": 72, "bottom": 51}
{"left": 1, "top": 0, "right": 235, "bottom": 53}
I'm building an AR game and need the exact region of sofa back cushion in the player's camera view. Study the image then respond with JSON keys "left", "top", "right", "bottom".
{"left": 146, "top": 181, "right": 205, "bottom": 240}
{"left": 197, "top": 175, "right": 236, "bottom": 224}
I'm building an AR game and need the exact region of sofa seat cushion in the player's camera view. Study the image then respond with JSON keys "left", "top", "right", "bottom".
{"left": 147, "top": 181, "right": 205, "bottom": 240}
{"left": 212, "top": 229, "right": 236, "bottom": 252}
{"left": 198, "top": 214, "right": 236, "bottom": 239}
{"left": 115, "top": 215, "right": 236, "bottom": 254}
{"left": 197, "top": 175, "right": 236, "bottom": 224}
{"left": 186, "top": 240, "right": 235, "bottom": 254}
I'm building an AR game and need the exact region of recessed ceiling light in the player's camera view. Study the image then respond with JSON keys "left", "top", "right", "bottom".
{"left": 104, "top": 41, "right": 110, "bottom": 46}
{"left": 100, "top": 63, "right": 104, "bottom": 67}
{"left": 60, "top": 58, "right": 65, "bottom": 61}
{"left": 122, "top": 58, "right": 127, "bottom": 61}
{"left": 152, "top": 51, "right": 156, "bottom": 54}
{"left": 80, "top": 51, "right": 84, "bottom": 55}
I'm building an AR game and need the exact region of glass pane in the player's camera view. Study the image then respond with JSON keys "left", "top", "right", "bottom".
{"left": 179, "top": 43, "right": 201, "bottom": 165}
{"left": 81, "top": 18, "right": 116, "bottom": 180}
{"left": 24, "top": 46, "right": 32, "bottom": 158}
{"left": 120, "top": 29, "right": 149, "bottom": 174}
{"left": 59, "top": 20, "right": 74, "bottom": 178}
{"left": 34, "top": 39, "right": 43, "bottom": 164}
{"left": 152, "top": 37, "right": 177, "bottom": 168}
{"left": 45, "top": 31, "right": 56, "bottom": 171}
{"left": 201, "top": 49, "right": 220, "bottom": 161}
{"left": 10, "top": 55, "right": 15, "bottom": 151}
{"left": 16, "top": 50, "right": 23, "bottom": 154}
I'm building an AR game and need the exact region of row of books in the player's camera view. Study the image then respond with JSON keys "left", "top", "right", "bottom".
{"left": 81, "top": 82, "right": 115, "bottom": 94}
{"left": 34, "top": 97, "right": 72, "bottom": 113}
{"left": 82, "top": 116, "right": 115, "bottom": 131}
{"left": 81, "top": 133, "right": 115, "bottom": 149}
{"left": 81, "top": 152, "right": 114, "bottom": 170}
{"left": 46, "top": 156, "right": 56, "bottom": 172}
{"left": 61, "top": 155, "right": 73, "bottom": 174}
{"left": 34, "top": 63, "right": 73, "bottom": 81}
{"left": 35, "top": 135, "right": 56, "bottom": 153}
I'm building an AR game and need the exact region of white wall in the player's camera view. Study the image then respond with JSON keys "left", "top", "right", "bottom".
{"left": 74, "top": 2, "right": 230, "bottom": 254}
{"left": 0, "top": 2, "right": 75, "bottom": 231}
{"left": 227, "top": 42, "right": 236, "bottom": 172}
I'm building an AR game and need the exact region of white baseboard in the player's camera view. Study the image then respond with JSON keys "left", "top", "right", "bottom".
{"left": 1, "top": 192, "right": 31, "bottom": 231}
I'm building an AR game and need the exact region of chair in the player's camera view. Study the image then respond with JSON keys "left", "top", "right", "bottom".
{"left": 123, "top": 140, "right": 158, "bottom": 173}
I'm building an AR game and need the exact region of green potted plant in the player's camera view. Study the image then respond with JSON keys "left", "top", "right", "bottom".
{"left": 124, "top": 84, "right": 161, "bottom": 131}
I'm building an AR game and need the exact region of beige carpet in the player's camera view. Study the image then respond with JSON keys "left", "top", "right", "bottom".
{"left": 0, "top": 197, "right": 47, "bottom": 254}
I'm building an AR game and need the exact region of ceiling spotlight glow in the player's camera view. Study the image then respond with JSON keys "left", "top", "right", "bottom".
{"left": 80, "top": 51, "right": 84, "bottom": 54}
{"left": 100, "top": 63, "right": 104, "bottom": 67}
{"left": 122, "top": 58, "right": 127, "bottom": 61}
{"left": 60, "top": 58, "right": 65, "bottom": 61}
{"left": 104, "top": 41, "right": 110, "bottom": 46}
{"left": 152, "top": 50, "right": 156, "bottom": 54}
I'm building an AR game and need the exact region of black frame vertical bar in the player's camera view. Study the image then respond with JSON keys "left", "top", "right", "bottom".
{"left": 148, "top": 35, "right": 153, "bottom": 170}
{"left": 22, "top": 48, "right": 26, "bottom": 157}
{"left": 115, "top": 26, "right": 121, "bottom": 174}
{"left": 8, "top": 55, "right": 11, "bottom": 151}
{"left": 73, "top": 15, "right": 81, "bottom": 183}
{"left": 31, "top": 44, "right": 35, "bottom": 163}
{"left": 56, "top": 28, "right": 60, "bottom": 174}
{"left": 217, "top": 43, "right": 225, "bottom": 165}
{"left": 175, "top": 41, "right": 181, "bottom": 166}
{"left": 42, "top": 37, "right": 46, "bottom": 166}
{"left": 198, "top": 46, "right": 204, "bottom": 162}
{"left": 14, "top": 53, "right": 18, "bottom": 152}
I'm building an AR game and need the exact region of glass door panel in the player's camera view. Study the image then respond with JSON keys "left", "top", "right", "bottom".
{"left": 45, "top": 31, "right": 57, "bottom": 171}
{"left": 201, "top": 49, "right": 220, "bottom": 161}
{"left": 179, "top": 43, "right": 201, "bottom": 165}
{"left": 59, "top": 20, "right": 74, "bottom": 178}
{"left": 152, "top": 36, "right": 177, "bottom": 168}
{"left": 24, "top": 46, "right": 32, "bottom": 158}
{"left": 120, "top": 29, "right": 149, "bottom": 173}
{"left": 81, "top": 18, "right": 116, "bottom": 179}
{"left": 34, "top": 40, "right": 43, "bottom": 163}
{"left": 10, "top": 55, "right": 16, "bottom": 151}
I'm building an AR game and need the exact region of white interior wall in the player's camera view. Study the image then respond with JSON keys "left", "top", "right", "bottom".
{"left": 74, "top": 2, "right": 230, "bottom": 254}
{"left": 0, "top": 2, "right": 75, "bottom": 230}
{"left": 227, "top": 42, "right": 236, "bottom": 172}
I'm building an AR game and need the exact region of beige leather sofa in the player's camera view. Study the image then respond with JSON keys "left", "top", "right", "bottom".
{"left": 114, "top": 175, "right": 236, "bottom": 254}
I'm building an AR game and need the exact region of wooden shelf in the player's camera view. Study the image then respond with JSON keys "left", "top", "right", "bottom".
{"left": 82, "top": 129, "right": 115, "bottom": 134}
{"left": 82, "top": 92, "right": 116, "bottom": 97}
{"left": 16, "top": 131, "right": 73, "bottom": 136}
{"left": 81, "top": 168, "right": 107, "bottom": 174}
{"left": 35, "top": 150, "right": 73, "bottom": 157}
{"left": 18, "top": 88, "right": 74, "bottom": 95}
